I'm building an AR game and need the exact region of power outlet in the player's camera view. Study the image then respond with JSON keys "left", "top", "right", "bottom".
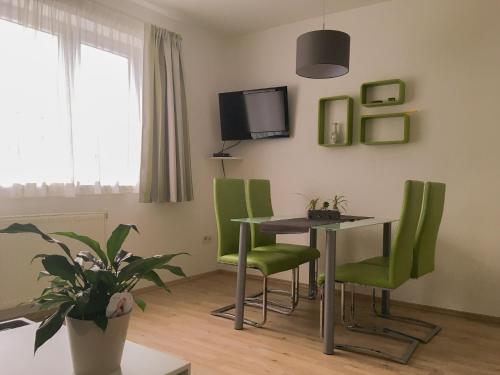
{"left": 202, "top": 235, "right": 212, "bottom": 244}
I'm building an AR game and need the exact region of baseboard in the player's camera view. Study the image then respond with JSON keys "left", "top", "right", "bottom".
{"left": 217, "top": 269, "right": 500, "bottom": 325}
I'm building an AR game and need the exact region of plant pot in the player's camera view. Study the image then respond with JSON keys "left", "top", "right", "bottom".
{"left": 66, "top": 313, "right": 130, "bottom": 375}
{"left": 308, "top": 209, "right": 341, "bottom": 220}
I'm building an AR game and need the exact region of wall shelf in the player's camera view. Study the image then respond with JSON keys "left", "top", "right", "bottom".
{"left": 360, "top": 112, "right": 410, "bottom": 145}
{"left": 318, "top": 95, "right": 353, "bottom": 147}
{"left": 361, "top": 79, "right": 405, "bottom": 107}
{"left": 208, "top": 156, "right": 242, "bottom": 160}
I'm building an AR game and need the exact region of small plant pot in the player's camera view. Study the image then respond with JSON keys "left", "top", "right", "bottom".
{"left": 66, "top": 313, "right": 130, "bottom": 375}
{"left": 308, "top": 209, "right": 341, "bottom": 220}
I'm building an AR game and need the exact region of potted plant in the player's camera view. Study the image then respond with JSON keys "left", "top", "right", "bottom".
{"left": 0, "top": 223, "right": 187, "bottom": 375}
{"left": 298, "top": 194, "right": 348, "bottom": 220}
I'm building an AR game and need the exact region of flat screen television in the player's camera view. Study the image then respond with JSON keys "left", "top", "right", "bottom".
{"left": 218, "top": 86, "right": 289, "bottom": 141}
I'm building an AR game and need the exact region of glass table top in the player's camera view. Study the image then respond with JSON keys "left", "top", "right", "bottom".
{"left": 312, "top": 217, "right": 398, "bottom": 231}
{"left": 231, "top": 215, "right": 398, "bottom": 232}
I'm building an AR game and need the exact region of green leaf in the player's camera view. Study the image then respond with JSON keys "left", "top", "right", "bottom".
{"left": 123, "top": 255, "right": 143, "bottom": 263}
{"left": 31, "top": 254, "right": 50, "bottom": 263}
{"left": 83, "top": 269, "right": 117, "bottom": 292}
{"left": 0, "top": 223, "right": 73, "bottom": 259}
{"left": 93, "top": 315, "right": 108, "bottom": 332}
{"left": 34, "top": 301, "right": 73, "bottom": 353}
{"left": 36, "top": 295, "right": 74, "bottom": 311}
{"left": 106, "top": 224, "right": 139, "bottom": 265}
{"left": 160, "top": 264, "right": 186, "bottom": 277}
{"left": 42, "top": 255, "right": 76, "bottom": 285}
{"left": 75, "top": 251, "right": 105, "bottom": 269}
{"left": 143, "top": 271, "right": 170, "bottom": 293}
{"left": 37, "top": 271, "right": 51, "bottom": 281}
{"left": 113, "top": 249, "right": 134, "bottom": 270}
{"left": 118, "top": 253, "right": 187, "bottom": 283}
{"left": 133, "top": 296, "right": 146, "bottom": 312}
{"left": 53, "top": 232, "right": 108, "bottom": 267}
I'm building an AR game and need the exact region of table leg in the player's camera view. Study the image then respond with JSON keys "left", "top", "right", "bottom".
{"left": 308, "top": 228, "right": 318, "bottom": 299}
{"left": 323, "top": 231, "right": 336, "bottom": 355}
{"left": 381, "top": 222, "right": 391, "bottom": 315}
{"left": 234, "top": 222, "right": 249, "bottom": 330}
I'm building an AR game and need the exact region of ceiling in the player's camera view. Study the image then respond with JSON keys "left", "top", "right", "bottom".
{"left": 137, "top": 0, "right": 389, "bottom": 35}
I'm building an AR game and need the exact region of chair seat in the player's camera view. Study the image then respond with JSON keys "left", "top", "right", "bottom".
{"left": 360, "top": 256, "right": 390, "bottom": 267}
{"left": 218, "top": 251, "right": 300, "bottom": 276}
{"left": 253, "top": 243, "right": 320, "bottom": 264}
{"left": 317, "top": 261, "right": 397, "bottom": 289}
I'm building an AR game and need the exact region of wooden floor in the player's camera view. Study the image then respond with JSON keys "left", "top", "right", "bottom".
{"left": 128, "top": 271, "right": 500, "bottom": 375}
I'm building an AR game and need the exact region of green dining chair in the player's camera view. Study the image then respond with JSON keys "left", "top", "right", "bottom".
{"left": 211, "top": 178, "right": 302, "bottom": 327}
{"left": 318, "top": 180, "right": 424, "bottom": 364}
{"left": 361, "top": 181, "right": 446, "bottom": 343}
{"left": 245, "top": 179, "right": 321, "bottom": 307}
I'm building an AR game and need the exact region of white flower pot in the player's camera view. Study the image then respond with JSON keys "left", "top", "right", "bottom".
{"left": 66, "top": 313, "right": 130, "bottom": 375}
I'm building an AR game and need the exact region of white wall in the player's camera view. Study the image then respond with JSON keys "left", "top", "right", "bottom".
{"left": 0, "top": 0, "right": 226, "bottom": 290}
{"left": 219, "top": 0, "right": 500, "bottom": 317}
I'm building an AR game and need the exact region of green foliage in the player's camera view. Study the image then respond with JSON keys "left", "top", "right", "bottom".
{"left": 330, "top": 194, "right": 348, "bottom": 212}
{"left": 296, "top": 193, "right": 348, "bottom": 212}
{"left": 0, "top": 223, "right": 187, "bottom": 353}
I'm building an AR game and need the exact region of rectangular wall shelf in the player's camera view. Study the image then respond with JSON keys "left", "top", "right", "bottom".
{"left": 360, "top": 112, "right": 410, "bottom": 145}
{"left": 318, "top": 95, "right": 353, "bottom": 147}
{"left": 361, "top": 79, "right": 405, "bottom": 107}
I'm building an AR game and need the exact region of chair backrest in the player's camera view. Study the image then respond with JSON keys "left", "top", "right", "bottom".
{"left": 411, "top": 182, "right": 446, "bottom": 278}
{"left": 389, "top": 180, "right": 424, "bottom": 288}
{"left": 213, "top": 178, "right": 249, "bottom": 258}
{"left": 245, "top": 179, "right": 276, "bottom": 248}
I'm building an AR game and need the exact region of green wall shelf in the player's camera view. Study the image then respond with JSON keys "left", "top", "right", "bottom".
{"left": 318, "top": 95, "right": 353, "bottom": 147}
{"left": 361, "top": 79, "right": 405, "bottom": 107}
{"left": 360, "top": 112, "right": 410, "bottom": 145}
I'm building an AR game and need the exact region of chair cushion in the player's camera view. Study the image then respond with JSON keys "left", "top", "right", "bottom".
{"left": 218, "top": 251, "right": 300, "bottom": 276}
{"left": 360, "top": 256, "right": 390, "bottom": 267}
{"left": 317, "top": 262, "right": 396, "bottom": 289}
{"left": 253, "top": 243, "right": 320, "bottom": 264}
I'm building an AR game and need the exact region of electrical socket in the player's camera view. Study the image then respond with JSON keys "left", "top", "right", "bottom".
{"left": 202, "top": 235, "right": 212, "bottom": 244}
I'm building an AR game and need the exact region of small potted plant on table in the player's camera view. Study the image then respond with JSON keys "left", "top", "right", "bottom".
{"left": 305, "top": 194, "right": 348, "bottom": 220}
{"left": 0, "top": 223, "right": 186, "bottom": 375}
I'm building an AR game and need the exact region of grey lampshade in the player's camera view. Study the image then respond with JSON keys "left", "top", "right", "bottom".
{"left": 296, "top": 30, "right": 350, "bottom": 79}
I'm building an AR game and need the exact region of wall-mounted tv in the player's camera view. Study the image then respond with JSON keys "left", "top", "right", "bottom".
{"left": 218, "top": 86, "right": 289, "bottom": 141}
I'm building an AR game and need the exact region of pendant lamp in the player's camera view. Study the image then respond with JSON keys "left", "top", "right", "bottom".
{"left": 296, "top": 1, "right": 350, "bottom": 79}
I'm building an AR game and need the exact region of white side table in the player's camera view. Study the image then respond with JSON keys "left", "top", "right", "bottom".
{"left": 0, "top": 319, "right": 190, "bottom": 375}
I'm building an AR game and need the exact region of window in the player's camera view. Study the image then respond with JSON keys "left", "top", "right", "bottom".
{"left": 0, "top": 2, "right": 143, "bottom": 197}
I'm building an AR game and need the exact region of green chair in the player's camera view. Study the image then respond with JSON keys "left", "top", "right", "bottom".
{"left": 361, "top": 181, "right": 446, "bottom": 343}
{"left": 246, "top": 179, "right": 321, "bottom": 307}
{"left": 211, "top": 178, "right": 302, "bottom": 327}
{"left": 318, "top": 180, "right": 424, "bottom": 364}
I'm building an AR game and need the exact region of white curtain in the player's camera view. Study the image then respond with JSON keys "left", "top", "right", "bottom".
{"left": 0, "top": 0, "right": 143, "bottom": 198}
{"left": 140, "top": 25, "right": 193, "bottom": 203}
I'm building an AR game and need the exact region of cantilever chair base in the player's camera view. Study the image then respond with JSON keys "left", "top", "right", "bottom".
{"left": 320, "top": 283, "right": 420, "bottom": 364}
{"left": 371, "top": 289, "right": 441, "bottom": 343}
{"left": 211, "top": 269, "right": 300, "bottom": 327}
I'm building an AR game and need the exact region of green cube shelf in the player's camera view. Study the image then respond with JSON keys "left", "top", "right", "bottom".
{"left": 361, "top": 79, "right": 405, "bottom": 107}
{"left": 360, "top": 112, "right": 410, "bottom": 145}
{"left": 318, "top": 95, "right": 353, "bottom": 147}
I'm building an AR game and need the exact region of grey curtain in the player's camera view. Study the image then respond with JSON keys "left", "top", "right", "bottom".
{"left": 139, "top": 24, "right": 193, "bottom": 203}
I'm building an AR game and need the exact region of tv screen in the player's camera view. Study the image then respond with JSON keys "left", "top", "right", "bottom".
{"left": 218, "top": 86, "right": 289, "bottom": 141}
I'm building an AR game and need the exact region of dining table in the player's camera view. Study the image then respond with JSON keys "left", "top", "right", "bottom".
{"left": 230, "top": 215, "right": 398, "bottom": 355}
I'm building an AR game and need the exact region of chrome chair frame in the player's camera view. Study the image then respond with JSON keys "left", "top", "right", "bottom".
{"left": 211, "top": 267, "right": 300, "bottom": 327}
{"left": 319, "top": 282, "right": 419, "bottom": 364}
{"left": 370, "top": 288, "right": 441, "bottom": 343}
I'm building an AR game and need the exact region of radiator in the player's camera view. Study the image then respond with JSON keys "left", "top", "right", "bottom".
{"left": 0, "top": 212, "right": 107, "bottom": 312}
